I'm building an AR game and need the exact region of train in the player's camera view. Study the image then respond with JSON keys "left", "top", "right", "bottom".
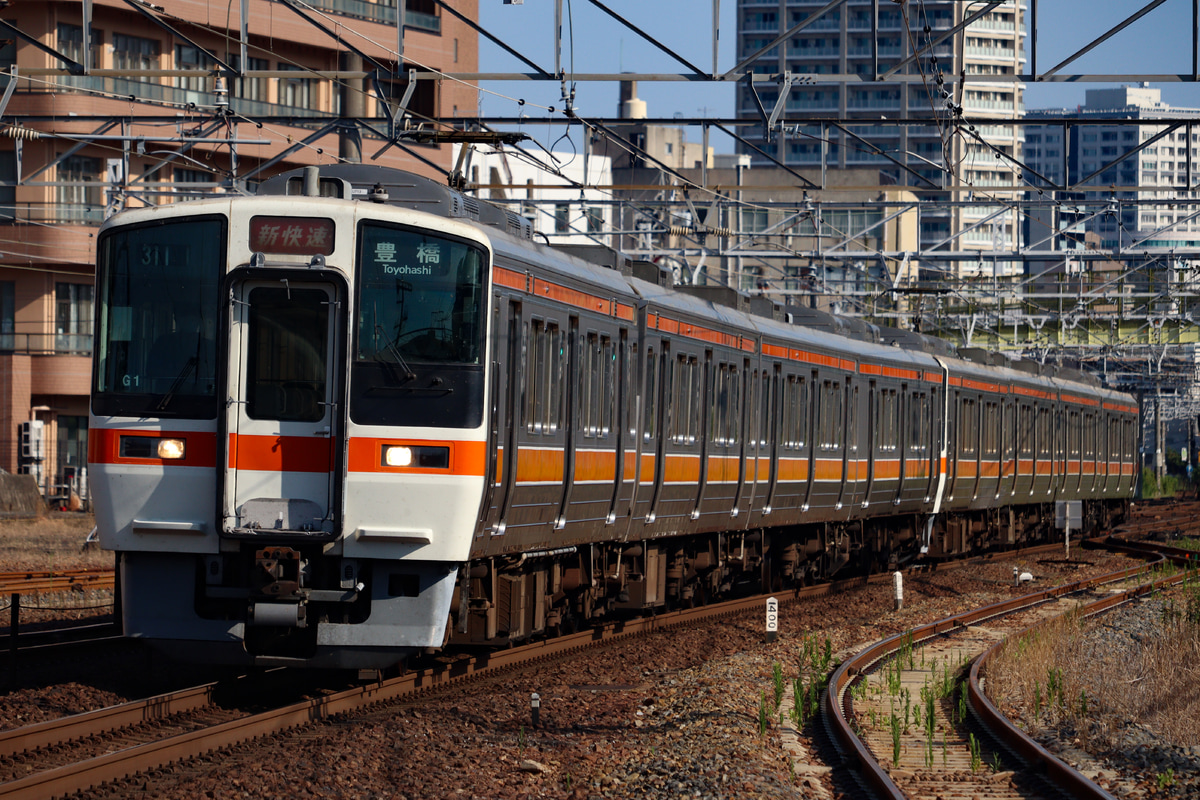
{"left": 88, "top": 164, "right": 1140, "bottom": 670}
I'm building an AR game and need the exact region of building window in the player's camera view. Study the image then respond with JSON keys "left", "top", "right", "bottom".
{"left": 57, "top": 23, "right": 103, "bottom": 69}
{"left": 586, "top": 206, "right": 604, "bottom": 233}
{"left": 175, "top": 44, "right": 214, "bottom": 96}
{"left": 56, "top": 415, "right": 88, "bottom": 497}
{"left": 278, "top": 64, "right": 314, "bottom": 109}
{"left": 55, "top": 282, "right": 93, "bottom": 353}
{"left": 229, "top": 54, "right": 270, "bottom": 103}
{"left": 0, "top": 148, "right": 14, "bottom": 211}
{"left": 174, "top": 168, "right": 215, "bottom": 201}
{"left": 554, "top": 203, "right": 570, "bottom": 234}
{"left": 113, "top": 33, "right": 159, "bottom": 71}
{"left": 57, "top": 155, "right": 103, "bottom": 223}
{"left": 1, "top": 281, "right": 13, "bottom": 350}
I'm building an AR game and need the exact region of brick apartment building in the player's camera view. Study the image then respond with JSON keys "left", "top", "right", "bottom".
{"left": 0, "top": 0, "right": 477, "bottom": 500}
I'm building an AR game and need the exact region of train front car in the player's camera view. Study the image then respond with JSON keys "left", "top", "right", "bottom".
{"left": 89, "top": 168, "right": 493, "bottom": 669}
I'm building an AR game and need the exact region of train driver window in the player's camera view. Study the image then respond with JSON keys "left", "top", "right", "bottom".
{"left": 356, "top": 223, "right": 486, "bottom": 366}
{"left": 93, "top": 216, "right": 224, "bottom": 417}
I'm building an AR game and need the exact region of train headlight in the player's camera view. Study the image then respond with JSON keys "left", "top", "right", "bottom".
{"left": 382, "top": 444, "right": 450, "bottom": 469}
{"left": 157, "top": 438, "right": 187, "bottom": 460}
{"left": 119, "top": 435, "right": 186, "bottom": 460}
{"left": 383, "top": 445, "right": 414, "bottom": 467}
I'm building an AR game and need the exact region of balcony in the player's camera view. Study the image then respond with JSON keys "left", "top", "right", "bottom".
{"left": 0, "top": 331, "right": 92, "bottom": 357}
{"left": 306, "top": 0, "right": 440, "bottom": 32}
{"left": 1, "top": 203, "right": 105, "bottom": 225}
{"left": 41, "top": 78, "right": 338, "bottom": 118}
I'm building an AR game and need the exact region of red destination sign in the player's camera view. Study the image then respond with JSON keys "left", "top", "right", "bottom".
{"left": 249, "top": 216, "right": 335, "bottom": 255}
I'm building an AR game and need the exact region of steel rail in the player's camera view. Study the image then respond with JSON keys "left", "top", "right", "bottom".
{"left": 966, "top": 544, "right": 1200, "bottom": 800}
{"left": 823, "top": 553, "right": 1166, "bottom": 800}
{"left": 0, "top": 569, "right": 115, "bottom": 595}
{"left": 0, "top": 684, "right": 220, "bottom": 758}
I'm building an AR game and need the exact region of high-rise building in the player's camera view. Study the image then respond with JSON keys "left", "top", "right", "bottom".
{"left": 1024, "top": 85, "right": 1200, "bottom": 251}
{"left": 735, "top": 0, "right": 1026, "bottom": 274}
{"left": 0, "top": 0, "right": 477, "bottom": 497}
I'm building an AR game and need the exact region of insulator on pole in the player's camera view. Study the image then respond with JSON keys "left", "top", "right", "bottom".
{"left": 3, "top": 125, "right": 41, "bottom": 140}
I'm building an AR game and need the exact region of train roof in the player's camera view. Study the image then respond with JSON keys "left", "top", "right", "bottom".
{"left": 137, "top": 164, "right": 1131, "bottom": 407}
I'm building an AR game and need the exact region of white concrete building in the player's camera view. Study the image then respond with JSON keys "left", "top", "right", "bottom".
{"left": 458, "top": 146, "right": 614, "bottom": 248}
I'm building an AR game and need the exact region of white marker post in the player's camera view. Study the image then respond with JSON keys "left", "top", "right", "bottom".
{"left": 893, "top": 571, "right": 903, "bottom": 611}
{"left": 530, "top": 692, "right": 540, "bottom": 728}
{"left": 765, "top": 596, "right": 779, "bottom": 642}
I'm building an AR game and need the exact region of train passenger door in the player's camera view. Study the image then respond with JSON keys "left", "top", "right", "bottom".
{"left": 222, "top": 277, "right": 341, "bottom": 535}
{"left": 607, "top": 329, "right": 635, "bottom": 525}
{"left": 480, "top": 298, "right": 521, "bottom": 536}
{"left": 837, "top": 380, "right": 860, "bottom": 511}
{"left": 863, "top": 382, "right": 877, "bottom": 508}
{"left": 730, "top": 358, "right": 754, "bottom": 518}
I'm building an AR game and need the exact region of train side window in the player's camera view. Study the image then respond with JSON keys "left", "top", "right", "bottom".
{"left": 627, "top": 340, "right": 637, "bottom": 439}
{"left": 524, "top": 320, "right": 563, "bottom": 435}
{"left": 687, "top": 356, "right": 700, "bottom": 444}
{"left": 759, "top": 370, "right": 772, "bottom": 447}
{"left": 547, "top": 325, "right": 564, "bottom": 433}
{"left": 1018, "top": 404, "right": 1034, "bottom": 457}
{"left": 709, "top": 363, "right": 725, "bottom": 445}
{"left": 780, "top": 376, "right": 793, "bottom": 448}
{"left": 819, "top": 380, "right": 841, "bottom": 450}
{"left": 982, "top": 401, "right": 998, "bottom": 456}
{"left": 581, "top": 332, "right": 596, "bottom": 436}
{"left": 781, "top": 375, "right": 806, "bottom": 448}
{"left": 643, "top": 345, "right": 657, "bottom": 442}
{"left": 912, "top": 392, "right": 928, "bottom": 452}
{"left": 712, "top": 363, "right": 740, "bottom": 446}
{"left": 879, "top": 389, "right": 897, "bottom": 451}
{"left": 523, "top": 320, "right": 541, "bottom": 432}
{"left": 603, "top": 335, "right": 614, "bottom": 436}
{"left": 671, "top": 356, "right": 685, "bottom": 444}
{"left": 581, "top": 332, "right": 612, "bottom": 438}
{"left": 846, "top": 385, "right": 857, "bottom": 452}
{"left": 671, "top": 354, "right": 699, "bottom": 445}
{"left": 959, "top": 397, "right": 977, "bottom": 455}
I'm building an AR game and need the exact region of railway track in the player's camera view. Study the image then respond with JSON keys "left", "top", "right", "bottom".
{"left": 0, "top": 548, "right": 1075, "bottom": 800}
{"left": 0, "top": 530, "right": 1188, "bottom": 799}
{"left": 824, "top": 539, "right": 1197, "bottom": 800}
{"left": 0, "top": 570, "right": 114, "bottom": 595}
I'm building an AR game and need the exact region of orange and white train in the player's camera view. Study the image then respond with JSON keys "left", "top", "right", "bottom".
{"left": 88, "top": 165, "right": 1139, "bottom": 670}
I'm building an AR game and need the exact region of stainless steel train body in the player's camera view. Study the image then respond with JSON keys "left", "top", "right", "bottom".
{"left": 89, "top": 166, "right": 1138, "bottom": 669}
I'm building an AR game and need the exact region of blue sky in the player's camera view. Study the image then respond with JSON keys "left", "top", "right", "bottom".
{"left": 476, "top": 0, "right": 1200, "bottom": 149}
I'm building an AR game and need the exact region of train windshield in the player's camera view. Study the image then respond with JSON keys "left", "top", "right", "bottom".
{"left": 93, "top": 217, "right": 225, "bottom": 418}
{"left": 355, "top": 222, "right": 486, "bottom": 366}
{"left": 351, "top": 222, "right": 487, "bottom": 429}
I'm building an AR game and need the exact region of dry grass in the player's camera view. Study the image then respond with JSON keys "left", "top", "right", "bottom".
{"left": 0, "top": 513, "right": 111, "bottom": 573}
{"left": 987, "top": 571, "right": 1200, "bottom": 749}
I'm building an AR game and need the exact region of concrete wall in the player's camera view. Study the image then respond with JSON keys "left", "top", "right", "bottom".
{"left": 0, "top": 473, "right": 45, "bottom": 516}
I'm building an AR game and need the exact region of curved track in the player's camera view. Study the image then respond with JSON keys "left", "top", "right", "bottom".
{"left": 824, "top": 538, "right": 1197, "bottom": 800}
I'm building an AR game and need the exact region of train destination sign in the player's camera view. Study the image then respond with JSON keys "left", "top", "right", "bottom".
{"left": 249, "top": 216, "right": 335, "bottom": 255}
